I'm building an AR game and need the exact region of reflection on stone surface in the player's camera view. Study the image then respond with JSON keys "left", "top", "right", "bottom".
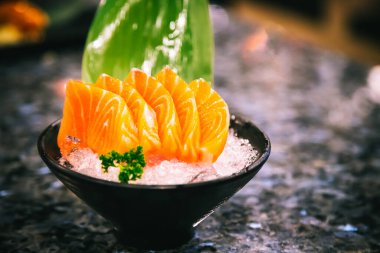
{"left": 1, "top": 9, "right": 380, "bottom": 253}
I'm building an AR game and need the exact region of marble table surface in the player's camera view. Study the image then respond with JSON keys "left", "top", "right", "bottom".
{"left": 1, "top": 10, "right": 380, "bottom": 253}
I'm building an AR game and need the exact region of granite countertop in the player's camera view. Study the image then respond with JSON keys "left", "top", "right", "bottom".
{"left": 1, "top": 9, "right": 380, "bottom": 253}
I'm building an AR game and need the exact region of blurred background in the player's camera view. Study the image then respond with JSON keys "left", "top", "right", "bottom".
{"left": 0, "top": 0, "right": 96, "bottom": 53}
{"left": 213, "top": 0, "right": 380, "bottom": 65}
{"left": 1, "top": 0, "right": 380, "bottom": 252}
{"left": 2, "top": 0, "right": 380, "bottom": 64}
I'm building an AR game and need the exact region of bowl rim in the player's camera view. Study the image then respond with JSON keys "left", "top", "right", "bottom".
{"left": 38, "top": 116, "right": 271, "bottom": 190}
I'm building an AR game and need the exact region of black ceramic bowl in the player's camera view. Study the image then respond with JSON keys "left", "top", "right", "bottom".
{"left": 37, "top": 116, "right": 270, "bottom": 249}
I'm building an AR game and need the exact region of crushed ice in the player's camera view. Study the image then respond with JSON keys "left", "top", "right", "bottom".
{"left": 60, "top": 130, "right": 257, "bottom": 185}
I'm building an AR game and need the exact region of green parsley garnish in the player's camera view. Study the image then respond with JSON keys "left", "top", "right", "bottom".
{"left": 99, "top": 146, "right": 146, "bottom": 184}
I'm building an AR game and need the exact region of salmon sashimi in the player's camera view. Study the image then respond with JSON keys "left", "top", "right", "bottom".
{"left": 125, "top": 68, "right": 182, "bottom": 158}
{"left": 94, "top": 74, "right": 161, "bottom": 154}
{"left": 156, "top": 66, "right": 200, "bottom": 162}
{"left": 58, "top": 80, "right": 138, "bottom": 157}
{"left": 189, "top": 78, "right": 230, "bottom": 162}
{"left": 58, "top": 69, "right": 230, "bottom": 163}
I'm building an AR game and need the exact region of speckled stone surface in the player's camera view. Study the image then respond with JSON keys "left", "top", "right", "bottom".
{"left": 1, "top": 10, "right": 380, "bottom": 253}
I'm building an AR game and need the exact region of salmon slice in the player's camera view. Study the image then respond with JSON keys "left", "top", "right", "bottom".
{"left": 156, "top": 66, "right": 200, "bottom": 162}
{"left": 94, "top": 74, "right": 161, "bottom": 154}
{"left": 125, "top": 68, "right": 181, "bottom": 159}
{"left": 189, "top": 78, "right": 230, "bottom": 162}
{"left": 57, "top": 80, "right": 138, "bottom": 157}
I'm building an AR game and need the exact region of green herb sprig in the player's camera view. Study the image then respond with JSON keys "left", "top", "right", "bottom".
{"left": 99, "top": 146, "right": 146, "bottom": 184}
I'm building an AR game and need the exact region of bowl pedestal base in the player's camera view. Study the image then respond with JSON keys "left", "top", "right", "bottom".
{"left": 114, "top": 226, "right": 195, "bottom": 250}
